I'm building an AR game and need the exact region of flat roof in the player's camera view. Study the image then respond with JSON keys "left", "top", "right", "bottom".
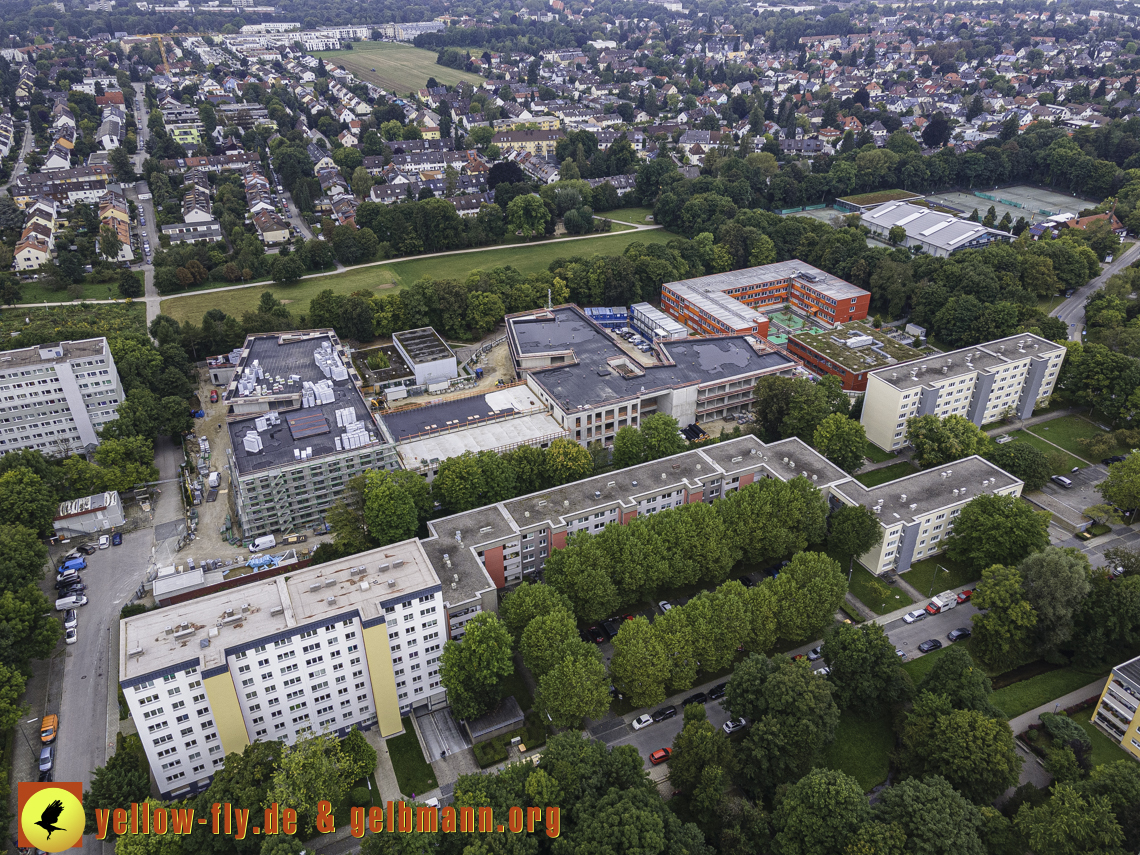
{"left": 0, "top": 337, "right": 109, "bottom": 369}
{"left": 382, "top": 385, "right": 542, "bottom": 442}
{"left": 790, "top": 321, "right": 924, "bottom": 372}
{"left": 832, "top": 455, "right": 1021, "bottom": 527}
{"left": 867, "top": 333, "right": 1065, "bottom": 391}
{"left": 393, "top": 327, "right": 455, "bottom": 364}
{"left": 396, "top": 412, "right": 567, "bottom": 468}
{"left": 1116, "top": 653, "right": 1140, "bottom": 686}
{"left": 862, "top": 201, "right": 1009, "bottom": 250}
{"left": 509, "top": 307, "right": 795, "bottom": 410}
{"left": 664, "top": 260, "right": 868, "bottom": 302}
{"left": 121, "top": 539, "right": 440, "bottom": 681}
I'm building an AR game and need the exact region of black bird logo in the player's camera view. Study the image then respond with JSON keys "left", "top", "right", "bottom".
{"left": 34, "top": 800, "right": 65, "bottom": 839}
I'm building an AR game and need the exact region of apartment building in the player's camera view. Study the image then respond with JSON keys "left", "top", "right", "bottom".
{"left": 119, "top": 539, "right": 448, "bottom": 800}
{"left": 660, "top": 261, "right": 871, "bottom": 337}
{"left": 787, "top": 321, "right": 924, "bottom": 391}
{"left": 1090, "top": 654, "right": 1140, "bottom": 761}
{"left": 507, "top": 305, "right": 800, "bottom": 445}
{"left": 861, "top": 334, "right": 1067, "bottom": 451}
{"left": 10, "top": 165, "right": 114, "bottom": 207}
{"left": 0, "top": 337, "right": 124, "bottom": 457}
{"left": 162, "top": 221, "right": 224, "bottom": 245}
{"left": 491, "top": 129, "right": 565, "bottom": 158}
{"left": 222, "top": 331, "right": 399, "bottom": 537}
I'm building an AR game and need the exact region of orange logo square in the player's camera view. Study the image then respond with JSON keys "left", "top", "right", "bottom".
{"left": 18, "top": 782, "right": 83, "bottom": 851}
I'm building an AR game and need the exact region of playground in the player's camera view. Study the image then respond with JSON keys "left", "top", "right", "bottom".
{"left": 924, "top": 185, "right": 1098, "bottom": 228}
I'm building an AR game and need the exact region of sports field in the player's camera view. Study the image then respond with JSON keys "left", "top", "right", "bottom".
{"left": 925, "top": 185, "right": 1098, "bottom": 227}
{"left": 313, "top": 42, "right": 483, "bottom": 95}
{"left": 783, "top": 206, "right": 846, "bottom": 225}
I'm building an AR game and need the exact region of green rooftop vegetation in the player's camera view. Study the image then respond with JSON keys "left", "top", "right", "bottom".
{"left": 792, "top": 321, "right": 924, "bottom": 372}
{"left": 837, "top": 189, "right": 923, "bottom": 207}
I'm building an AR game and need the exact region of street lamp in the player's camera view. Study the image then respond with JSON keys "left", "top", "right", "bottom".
{"left": 928, "top": 564, "right": 946, "bottom": 597}
{"left": 17, "top": 717, "right": 38, "bottom": 759}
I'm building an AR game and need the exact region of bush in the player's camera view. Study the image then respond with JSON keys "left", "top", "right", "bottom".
{"left": 349, "top": 787, "right": 371, "bottom": 808}
{"left": 1040, "top": 712, "right": 1092, "bottom": 751}
{"left": 473, "top": 740, "right": 509, "bottom": 768}
{"left": 120, "top": 602, "right": 148, "bottom": 619}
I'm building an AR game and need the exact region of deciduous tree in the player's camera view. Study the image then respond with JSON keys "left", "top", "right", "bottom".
{"left": 1018, "top": 547, "right": 1092, "bottom": 654}
{"left": 906, "top": 414, "right": 990, "bottom": 469}
{"left": 874, "top": 776, "right": 987, "bottom": 855}
{"left": 986, "top": 441, "right": 1052, "bottom": 491}
{"left": 826, "top": 504, "right": 884, "bottom": 575}
{"left": 498, "top": 582, "right": 574, "bottom": 644}
{"left": 1015, "top": 784, "right": 1125, "bottom": 855}
{"left": 916, "top": 644, "right": 1001, "bottom": 717}
{"left": 0, "top": 524, "right": 48, "bottom": 590}
{"left": 536, "top": 646, "right": 610, "bottom": 728}
{"left": 970, "top": 562, "right": 1039, "bottom": 672}
{"left": 768, "top": 551, "right": 848, "bottom": 643}
{"left": 771, "top": 768, "right": 871, "bottom": 855}
{"left": 519, "top": 607, "right": 579, "bottom": 679}
{"left": 265, "top": 732, "right": 368, "bottom": 836}
{"left": 610, "top": 616, "right": 669, "bottom": 708}
{"left": 438, "top": 612, "right": 514, "bottom": 721}
{"left": 945, "top": 493, "right": 1050, "bottom": 570}
{"left": 813, "top": 414, "right": 867, "bottom": 473}
{"left": 822, "top": 622, "right": 912, "bottom": 713}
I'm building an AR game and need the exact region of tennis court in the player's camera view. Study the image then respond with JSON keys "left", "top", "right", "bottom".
{"left": 782, "top": 207, "right": 847, "bottom": 225}
{"left": 925, "top": 186, "right": 1096, "bottom": 227}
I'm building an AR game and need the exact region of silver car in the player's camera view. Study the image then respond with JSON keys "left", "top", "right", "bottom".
{"left": 902, "top": 609, "right": 927, "bottom": 624}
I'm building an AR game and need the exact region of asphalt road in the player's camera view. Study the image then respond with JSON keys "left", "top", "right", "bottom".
{"left": 1051, "top": 240, "right": 1140, "bottom": 339}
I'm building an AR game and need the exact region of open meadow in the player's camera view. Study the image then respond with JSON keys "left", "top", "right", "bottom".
{"left": 314, "top": 42, "right": 483, "bottom": 94}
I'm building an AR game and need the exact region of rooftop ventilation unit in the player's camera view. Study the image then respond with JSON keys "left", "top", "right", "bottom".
{"left": 323, "top": 579, "right": 336, "bottom": 588}
{"left": 270, "top": 606, "right": 285, "bottom": 616}
{"left": 387, "top": 579, "right": 397, "bottom": 588}
{"left": 326, "top": 596, "right": 336, "bottom": 605}
{"left": 309, "top": 583, "right": 322, "bottom": 592}
{"left": 129, "top": 646, "right": 144, "bottom": 658}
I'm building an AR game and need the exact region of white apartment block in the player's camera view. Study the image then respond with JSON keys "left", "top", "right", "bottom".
{"left": 0, "top": 338, "right": 123, "bottom": 457}
{"left": 120, "top": 540, "right": 447, "bottom": 800}
{"left": 861, "top": 333, "right": 1067, "bottom": 451}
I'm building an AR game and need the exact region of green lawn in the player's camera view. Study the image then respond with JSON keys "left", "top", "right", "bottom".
{"left": 313, "top": 42, "right": 484, "bottom": 94}
{"left": 901, "top": 643, "right": 955, "bottom": 683}
{"left": 863, "top": 442, "right": 897, "bottom": 464}
{"left": 1071, "top": 708, "right": 1130, "bottom": 767}
{"left": 822, "top": 712, "right": 894, "bottom": 791}
{"left": 387, "top": 717, "right": 438, "bottom": 796}
{"left": 599, "top": 207, "right": 655, "bottom": 226}
{"left": 848, "top": 564, "right": 914, "bottom": 615}
{"left": 1025, "top": 414, "right": 1130, "bottom": 462}
{"left": 990, "top": 667, "right": 1108, "bottom": 719}
{"left": 1007, "top": 430, "right": 1086, "bottom": 474}
{"left": 855, "top": 461, "right": 918, "bottom": 487}
{"left": 160, "top": 229, "right": 676, "bottom": 325}
{"left": 15, "top": 271, "right": 145, "bottom": 304}
{"left": 901, "top": 555, "right": 981, "bottom": 597}
{"left": 0, "top": 301, "right": 147, "bottom": 336}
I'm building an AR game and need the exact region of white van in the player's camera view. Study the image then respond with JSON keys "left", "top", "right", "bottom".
{"left": 249, "top": 535, "right": 276, "bottom": 553}
{"left": 55, "top": 595, "right": 88, "bottom": 610}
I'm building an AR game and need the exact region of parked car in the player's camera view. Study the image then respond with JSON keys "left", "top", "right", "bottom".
{"left": 807, "top": 646, "right": 823, "bottom": 661}
{"left": 649, "top": 748, "right": 672, "bottom": 765}
{"left": 38, "top": 745, "right": 54, "bottom": 772}
{"left": 631, "top": 714, "right": 653, "bottom": 731}
{"left": 55, "top": 572, "right": 80, "bottom": 589}
{"left": 63, "top": 610, "right": 77, "bottom": 630}
{"left": 652, "top": 705, "right": 677, "bottom": 722}
{"left": 1102, "top": 455, "right": 1128, "bottom": 465}
{"left": 40, "top": 715, "right": 57, "bottom": 744}
{"left": 902, "top": 609, "right": 927, "bottom": 624}
{"left": 739, "top": 574, "right": 757, "bottom": 588}
{"left": 1051, "top": 475, "right": 1074, "bottom": 488}
{"left": 723, "top": 718, "right": 748, "bottom": 734}
{"left": 896, "top": 648, "right": 908, "bottom": 661}
{"left": 98, "top": 535, "right": 110, "bottom": 549}
{"left": 65, "top": 628, "right": 77, "bottom": 645}
{"left": 917, "top": 639, "right": 943, "bottom": 653}
{"left": 658, "top": 600, "right": 672, "bottom": 613}
{"left": 682, "top": 692, "right": 708, "bottom": 707}
{"left": 708, "top": 682, "right": 727, "bottom": 700}
{"left": 947, "top": 628, "right": 972, "bottom": 642}
{"left": 582, "top": 625, "right": 605, "bottom": 644}
{"left": 112, "top": 532, "right": 122, "bottom": 546}
{"left": 815, "top": 666, "right": 831, "bottom": 677}
{"left": 59, "top": 582, "right": 86, "bottom": 594}
{"left": 601, "top": 618, "right": 623, "bottom": 640}
{"left": 77, "top": 544, "right": 97, "bottom": 555}
{"left": 956, "top": 589, "right": 973, "bottom": 604}
{"left": 38, "top": 769, "right": 53, "bottom": 782}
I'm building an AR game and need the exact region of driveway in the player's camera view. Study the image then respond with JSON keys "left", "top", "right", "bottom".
{"left": 415, "top": 708, "right": 471, "bottom": 760}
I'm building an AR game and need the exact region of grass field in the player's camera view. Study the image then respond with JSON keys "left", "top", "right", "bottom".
{"left": 387, "top": 717, "right": 438, "bottom": 796}
{"left": 600, "top": 207, "right": 655, "bottom": 226}
{"left": 1071, "top": 708, "right": 1130, "bottom": 767}
{"left": 855, "top": 461, "right": 918, "bottom": 487}
{"left": 822, "top": 712, "right": 893, "bottom": 791}
{"left": 1025, "top": 414, "right": 1130, "bottom": 462}
{"left": 848, "top": 564, "right": 914, "bottom": 615}
{"left": 901, "top": 643, "right": 954, "bottom": 682}
{"left": 160, "top": 229, "right": 675, "bottom": 324}
{"left": 1008, "top": 430, "right": 1086, "bottom": 473}
{"left": 901, "top": 554, "right": 981, "bottom": 597}
{"left": 15, "top": 271, "right": 145, "bottom": 304}
{"left": 837, "top": 189, "right": 921, "bottom": 207}
{"left": 863, "top": 441, "right": 897, "bottom": 464}
{"left": 314, "top": 42, "right": 483, "bottom": 95}
{"left": 991, "top": 667, "right": 1107, "bottom": 719}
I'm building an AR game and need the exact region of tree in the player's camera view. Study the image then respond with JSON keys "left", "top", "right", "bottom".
{"left": 752, "top": 375, "right": 797, "bottom": 441}
{"left": 874, "top": 776, "right": 987, "bottom": 855}
{"left": 813, "top": 414, "right": 866, "bottom": 473}
{"left": 726, "top": 654, "right": 839, "bottom": 796}
{"left": 821, "top": 622, "right": 912, "bottom": 713}
{"left": 183, "top": 741, "right": 284, "bottom": 855}
{"left": 536, "top": 646, "right": 610, "bottom": 727}
{"left": 906, "top": 414, "right": 990, "bottom": 469}
{"left": 654, "top": 606, "right": 699, "bottom": 693}
{"left": 0, "top": 524, "right": 48, "bottom": 590}
{"left": 771, "top": 768, "right": 871, "bottom": 855}
{"left": 119, "top": 269, "right": 143, "bottom": 298}
{"left": 610, "top": 616, "right": 669, "bottom": 707}
{"left": 432, "top": 452, "right": 486, "bottom": 513}
{"left": 0, "top": 469, "right": 56, "bottom": 536}
{"left": 359, "top": 469, "right": 418, "bottom": 546}
{"left": 498, "top": 582, "right": 574, "bottom": 644}
{"left": 668, "top": 705, "right": 736, "bottom": 796}
{"left": 265, "top": 732, "right": 367, "bottom": 836}
{"left": 1018, "top": 547, "right": 1092, "bottom": 655}
{"left": 1099, "top": 454, "right": 1140, "bottom": 516}
{"left": 519, "top": 607, "right": 578, "bottom": 679}
{"left": 438, "top": 612, "right": 514, "bottom": 721}
{"left": 640, "top": 413, "right": 687, "bottom": 460}
{"left": 1016, "top": 784, "right": 1125, "bottom": 855}
{"left": 767, "top": 552, "right": 848, "bottom": 643}
{"left": 945, "top": 493, "right": 1050, "bottom": 570}
{"left": 507, "top": 193, "right": 549, "bottom": 239}
{"left": 612, "top": 424, "right": 647, "bottom": 469}
{"left": 258, "top": 837, "right": 305, "bottom": 855}
{"left": 888, "top": 225, "right": 907, "bottom": 246}
{"left": 898, "top": 694, "right": 1022, "bottom": 803}
{"left": 351, "top": 166, "right": 373, "bottom": 200}
{"left": 270, "top": 253, "right": 305, "bottom": 285}
{"left": 99, "top": 223, "right": 123, "bottom": 262}
{"left": 114, "top": 800, "right": 184, "bottom": 855}
{"left": 826, "top": 504, "right": 883, "bottom": 577}
{"left": 970, "top": 562, "right": 1039, "bottom": 672}
{"left": 341, "top": 728, "right": 377, "bottom": 780}
{"left": 1078, "top": 761, "right": 1140, "bottom": 852}
{"left": 916, "top": 644, "right": 1001, "bottom": 716}
{"left": 84, "top": 736, "right": 152, "bottom": 836}
{"left": 986, "top": 441, "right": 1052, "bottom": 491}
{"left": 545, "top": 437, "right": 592, "bottom": 485}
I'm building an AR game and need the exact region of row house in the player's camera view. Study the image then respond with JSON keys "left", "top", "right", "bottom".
{"left": 11, "top": 165, "right": 114, "bottom": 208}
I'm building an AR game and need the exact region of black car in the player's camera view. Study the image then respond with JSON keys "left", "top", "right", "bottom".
{"left": 601, "top": 618, "right": 623, "bottom": 640}
{"left": 708, "top": 682, "right": 727, "bottom": 700}
{"left": 59, "top": 583, "right": 87, "bottom": 595}
{"left": 682, "top": 692, "right": 708, "bottom": 707}
{"left": 1103, "top": 455, "right": 1128, "bottom": 465}
{"left": 739, "top": 574, "right": 757, "bottom": 588}
{"left": 917, "top": 639, "right": 943, "bottom": 653}
{"left": 947, "top": 628, "right": 972, "bottom": 642}
{"left": 652, "top": 705, "right": 677, "bottom": 722}
{"left": 582, "top": 625, "right": 605, "bottom": 644}
{"left": 77, "top": 544, "right": 97, "bottom": 555}
{"left": 55, "top": 574, "right": 82, "bottom": 589}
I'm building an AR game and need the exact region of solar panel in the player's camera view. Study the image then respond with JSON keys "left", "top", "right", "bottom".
{"left": 287, "top": 411, "right": 330, "bottom": 439}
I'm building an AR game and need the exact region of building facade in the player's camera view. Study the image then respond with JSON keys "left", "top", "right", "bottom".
{"left": 0, "top": 337, "right": 123, "bottom": 456}
{"left": 861, "top": 334, "right": 1067, "bottom": 451}
{"left": 119, "top": 540, "right": 447, "bottom": 800}
{"left": 1090, "top": 654, "right": 1140, "bottom": 761}
{"left": 223, "top": 331, "right": 400, "bottom": 537}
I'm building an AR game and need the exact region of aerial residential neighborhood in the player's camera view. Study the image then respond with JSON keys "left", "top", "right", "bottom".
{"left": 3, "top": 0, "right": 1140, "bottom": 852}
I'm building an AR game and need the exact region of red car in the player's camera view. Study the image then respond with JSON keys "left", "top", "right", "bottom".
{"left": 209, "top": 390, "right": 219, "bottom": 403}
{"left": 650, "top": 748, "right": 671, "bottom": 765}
{"left": 956, "top": 590, "right": 973, "bottom": 604}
